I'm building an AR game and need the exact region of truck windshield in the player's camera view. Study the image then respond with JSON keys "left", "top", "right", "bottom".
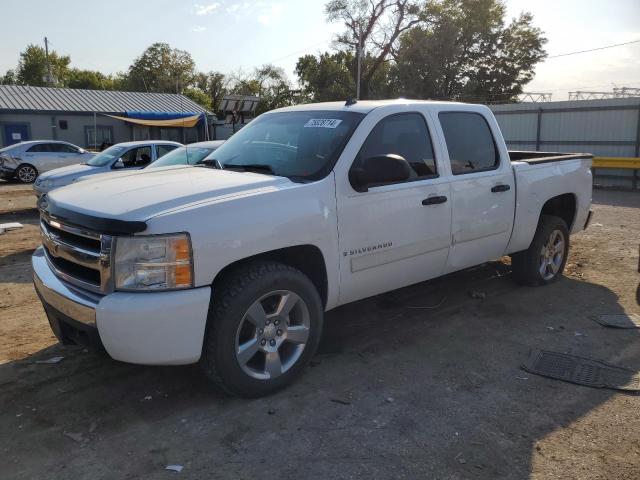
{"left": 210, "top": 110, "right": 365, "bottom": 180}
{"left": 150, "top": 146, "right": 215, "bottom": 168}
{"left": 86, "top": 145, "right": 127, "bottom": 167}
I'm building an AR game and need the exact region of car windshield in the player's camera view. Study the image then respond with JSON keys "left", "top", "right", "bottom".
{"left": 209, "top": 110, "right": 365, "bottom": 180}
{"left": 149, "top": 146, "right": 215, "bottom": 168}
{"left": 86, "top": 145, "right": 127, "bottom": 167}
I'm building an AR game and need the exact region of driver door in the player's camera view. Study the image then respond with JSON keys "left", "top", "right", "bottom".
{"left": 119, "top": 146, "right": 152, "bottom": 169}
{"left": 335, "top": 111, "right": 452, "bottom": 305}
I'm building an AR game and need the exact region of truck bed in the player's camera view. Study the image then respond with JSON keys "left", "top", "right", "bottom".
{"left": 509, "top": 150, "right": 593, "bottom": 165}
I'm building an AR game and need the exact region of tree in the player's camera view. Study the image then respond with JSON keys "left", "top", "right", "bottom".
{"left": 325, "top": 0, "right": 423, "bottom": 98}
{"left": 295, "top": 50, "right": 395, "bottom": 102}
{"left": 183, "top": 87, "right": 212, "bottom": 110}
{"left": 194, "top": 71, "right": 228, "bottom": 111}
{"left": 392, "top": 0, "right": 546, "bottom": 102}
{"left": 0, "top": 69, "right": 16, "bottom": 85}
{"left": 229, "top": 65, "right": 293, "bottom": 115}
{"left": 296, "top": 51, "right": 354, "bottom": 101}
{"left": 16, "top": 44, "right": 71, "bottom": 86}
{"left": 67, "top": 69, "right": 116, "bottom": 90}
{"left": 126, "top": 43, "right": 196, "bottom": 93}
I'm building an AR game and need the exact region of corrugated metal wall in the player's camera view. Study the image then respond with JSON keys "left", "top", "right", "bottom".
{"left": 490, "top": 98, "right": 640, "bottom": 189}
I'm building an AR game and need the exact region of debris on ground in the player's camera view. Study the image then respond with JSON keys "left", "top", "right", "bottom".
{"left": 35, "top": 356, "right": 64, "bottom": 364}
{"left": 143, "top": 396, "right": 152, "bottom": 401}
{"left": 385, "top": 397, "right": 394, "bottom": 403}
{"left": 64, "top": 431, "right": 85, "bottom": 444}
{"left": 468, "top": 291, "right": 486, "bottom": 300}
{"left": 267, "top": 408, "right": 276, "bottom": 415}
{"left": 165, "top": 465, "right": 184, "bottom": 473}
{"left": 330, "top": 398, "right": 351, "bottom": 406}
{"left": 407, "top": 296, "right": 447, "bottom": 309}
{"left": 0, "top": 222, "right": 23, "bottom": 235}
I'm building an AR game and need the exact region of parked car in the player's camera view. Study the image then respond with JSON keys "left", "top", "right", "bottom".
{"left": 32, "top": 100, "right": 593, "bottom": 397}
{"left": 33, "top": 140, "right": 182, "bottom": 196}
{"left": 70, "top": 140, "right": 226, "bottom": 186}
{"left": 0, "top": 140, "right": 93, "bottom": 184}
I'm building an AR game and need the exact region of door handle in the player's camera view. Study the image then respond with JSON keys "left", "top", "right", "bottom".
{"left": 422, "top": 195, "right": 448, "bottom": 205}
{"left": 491, "top": 184, "right": 511, "bottom": 193}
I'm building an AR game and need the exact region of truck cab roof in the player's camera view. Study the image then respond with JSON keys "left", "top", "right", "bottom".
{"left": 272, "top": 99, "right": 471, "bottom": 115}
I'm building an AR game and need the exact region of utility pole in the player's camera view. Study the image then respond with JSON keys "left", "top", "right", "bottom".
{"left": 356, "top": 23, "right": 362, "bottom": 100}
{"left": 44, "top": 37, "right": 53, "bottom": 86}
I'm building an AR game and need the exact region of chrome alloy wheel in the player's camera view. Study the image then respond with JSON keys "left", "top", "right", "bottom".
{"left": 17, "top": 165, "right": 37, "bottom": 183}
{"left": 539, "top": 229, "right": 565, "bottom": 281}
{"left": 235, "top": 290, "right": 311, "bottom": 380}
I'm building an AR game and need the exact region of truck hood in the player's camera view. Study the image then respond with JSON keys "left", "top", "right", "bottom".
{"left": 46, "top": 166, "right": 293, "bottom": 223}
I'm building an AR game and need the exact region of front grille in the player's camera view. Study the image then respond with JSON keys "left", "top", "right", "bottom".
{"left": 40, "top": 213, "right": 112, "bottom": 293}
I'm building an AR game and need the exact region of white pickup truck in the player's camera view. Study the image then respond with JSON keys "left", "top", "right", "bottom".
{"left": 32, "top": 100, "right": 593, "bottom": 397}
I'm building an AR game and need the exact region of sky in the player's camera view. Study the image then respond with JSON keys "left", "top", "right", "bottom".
{"left": 0, "top": 0, "right": 638, "bottom": 101}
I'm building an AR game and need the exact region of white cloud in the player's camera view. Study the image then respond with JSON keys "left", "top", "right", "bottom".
{"left": 192, "top": 26, "right": 207, "bottom": 32}
{"left": 257, "top": 3, "right": 284, "bottom": 26}
{"left": 194, "top": 2, "right": 220, "bottom": 15}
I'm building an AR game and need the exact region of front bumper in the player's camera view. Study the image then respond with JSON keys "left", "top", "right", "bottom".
{"left": 32, "top": 247, "right": 211, "bottom": 365}
{"left": 0, "top": 165, "right": 16, "bottom": 179}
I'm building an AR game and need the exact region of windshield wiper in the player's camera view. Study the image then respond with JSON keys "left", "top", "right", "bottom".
{"left": 198, "top": 158, "right": 224, "bottom": 169}
{"left": 223, "top": 163, "right": 277, "bottom": 176}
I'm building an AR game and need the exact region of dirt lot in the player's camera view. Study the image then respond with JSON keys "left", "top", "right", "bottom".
{"left": 1, "top": 181, "right": 639, "bottom": 479}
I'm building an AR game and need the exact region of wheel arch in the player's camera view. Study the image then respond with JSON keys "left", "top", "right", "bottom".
{"left": 15, "top": 162, "right": 39, "bottom": 182}
{"left": 539, "top": 193, "right": 577, "bottom": 230}
{"left": 211, "top": 245, "right": 329, "bottom": 308}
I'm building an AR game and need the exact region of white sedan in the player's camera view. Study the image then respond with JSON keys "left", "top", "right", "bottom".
{"left": 0, "top": 140, "right": 93, "bottom": 183}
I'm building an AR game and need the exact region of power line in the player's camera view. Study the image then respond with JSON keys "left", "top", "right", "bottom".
{"left": 546, "top": 39, "right": 640, "bottom": 59}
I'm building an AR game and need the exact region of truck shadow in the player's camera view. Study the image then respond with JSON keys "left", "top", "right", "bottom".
{"left": 1, "top": 261, "right": 638, "bottom": 479}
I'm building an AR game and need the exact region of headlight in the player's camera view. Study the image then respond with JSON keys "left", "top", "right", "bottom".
{"left": 113, "top": 233, "right": 193, "bottom": 291}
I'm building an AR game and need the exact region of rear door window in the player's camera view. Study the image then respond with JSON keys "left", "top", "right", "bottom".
{"left": 27, "top": 143, "right": 58, "bottom": 153}
{"left": 439, "top": 112, "right": 499, "bottom": 175}
{"left": 156, "top": 144, "right": 178, "bottom": 158}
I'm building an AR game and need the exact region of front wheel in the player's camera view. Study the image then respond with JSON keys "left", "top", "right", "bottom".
{"left": 511, "top": 215, "right": 569, "bottom": 286}
{"left": 200, "top": 261, "right": 324, "bottom": 397}
{"left": 15, "top": 164, "right": 38, "bottom": 184}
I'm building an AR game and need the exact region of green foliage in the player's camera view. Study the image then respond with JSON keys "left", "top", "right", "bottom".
{"left": 229, "top": 65, "right": 293, "bottom": 115}
{"left": 68, "top": 69, "right": 118, "bottom": 90}
{"left": 393, "top": 0, "right": 547, "bottom": 102}
{"left": 0, "top": 69, "right": 16, "bottom": 85}
{"left": 16, "top": 44, "right": 71, "bottom": 86}
{"left": 303, "top": 0, "right": 547, "bottom": 103}
{"left": 126, "top": 43, "right": 196, "bottom": 93}
{"left": 183, "top": 87, "right": 212, "bottom": 110}
{"left": 194, "top": 71, "right": 228, "bottom": 111}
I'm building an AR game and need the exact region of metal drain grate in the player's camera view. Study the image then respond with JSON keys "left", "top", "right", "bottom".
{"left": 592, "top": 313, "right": 640, "bottom": 329}
{"left": 522, "top": 350, "right": 640, "bottom": 391}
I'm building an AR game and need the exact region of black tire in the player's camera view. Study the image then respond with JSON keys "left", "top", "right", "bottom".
{"left": 15, "top": 164, "right": 38, "bottom": 184}
{"left": 200, "top": 261, "right": 324, "bottom": 398}
{"left": 511, "top": 215, "right": 569, "bottom": 286}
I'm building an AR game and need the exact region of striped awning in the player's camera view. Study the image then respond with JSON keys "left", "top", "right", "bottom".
{"left": 105, "top": 113, "right": 202, "bottom": 128}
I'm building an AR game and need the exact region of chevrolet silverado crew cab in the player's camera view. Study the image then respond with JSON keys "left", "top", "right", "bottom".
{"left": 32, "top": 100, "right": 593, "bottom": 397}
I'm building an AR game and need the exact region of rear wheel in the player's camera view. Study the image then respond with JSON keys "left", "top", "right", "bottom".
{"left": 15, "top": 164, "right": 38, "bottom": 184}
{"left": 200, "top": 261, "right": 323, "bottom": 397}
{"left": 511, "top": 215, "right": 569, "bottom": 286}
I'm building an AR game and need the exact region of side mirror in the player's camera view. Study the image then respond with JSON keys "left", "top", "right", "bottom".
{"left": 77, "top": 148, "right": 86, "bottom": 154}
{"left": 113, "top": 158, "right": 125, "bottom": 169}
{"left": 349, "top": 154, "right": 412, "bottom": 192}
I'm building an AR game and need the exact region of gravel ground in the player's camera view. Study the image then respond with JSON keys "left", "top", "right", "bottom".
{"left": 1, "top": 182, "right": 639, "bottom": 479}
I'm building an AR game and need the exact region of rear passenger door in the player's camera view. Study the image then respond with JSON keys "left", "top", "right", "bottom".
{"left": 336, "top": 110, "right": 452, "bottom": 305}
{"left": 24, "top": 143, "right": 63, "bottom": 172}
{"left": 435, "top": 111, "right": 515, "bottom": 273}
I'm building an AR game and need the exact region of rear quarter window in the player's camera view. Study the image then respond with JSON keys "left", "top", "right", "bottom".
{"left": 439, "top": 112, "right": 499, "bottom": 175}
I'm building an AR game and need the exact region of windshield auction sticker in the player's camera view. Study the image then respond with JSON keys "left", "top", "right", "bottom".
{"left": 303, "top": 119, "right": 343, "bottom": 128}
